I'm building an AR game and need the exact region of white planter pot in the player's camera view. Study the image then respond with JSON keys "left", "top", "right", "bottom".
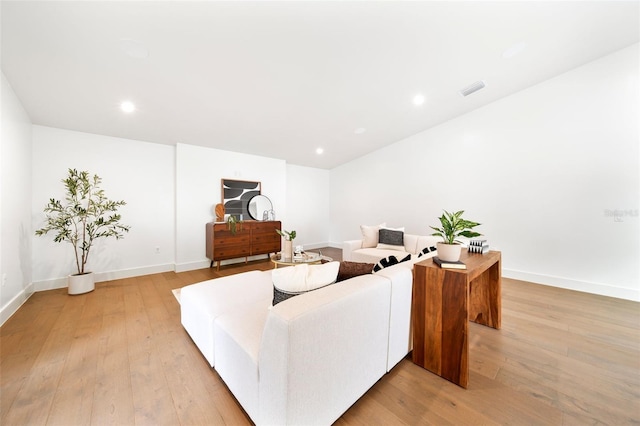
{"left": 68, "top": 272, "right": 95, "bottom": 295}
{"left": 436, "top": 243, "right": 462, "bottom": 262}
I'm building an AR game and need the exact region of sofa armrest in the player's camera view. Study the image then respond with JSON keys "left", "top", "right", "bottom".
{"left": 342, "top": 239, "right": 363, "bottom": 261}
{"left": 258, "top": 274, "right": 391, "bottom": 425}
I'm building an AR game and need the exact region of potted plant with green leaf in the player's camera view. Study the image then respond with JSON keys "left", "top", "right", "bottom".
{"left": 430, "top": 210, "right": 482, "bottom": 262}
{"left": 226, "top": 215, "right": 243, "bottom": 234}
{"left": 276, "top": 229, "right": 296, "bottom": 260}
{"left": 35, "top": 168, "right": 131, "bottom": 294}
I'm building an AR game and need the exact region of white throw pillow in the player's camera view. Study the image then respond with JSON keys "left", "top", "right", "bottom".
{"left": 272, "top": 261, "right": 340, "bottom": 293}
{"left": 360, "top": 222, "right": 386, "bottom": 248}
{"left": 380, "top": 226, "right": 405, "bottom": 232}
{"left": 372, "top": 254, "right": 412, "bottom": 273}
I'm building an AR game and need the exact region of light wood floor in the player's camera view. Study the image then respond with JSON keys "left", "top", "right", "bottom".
{"left": 2, "top": 247, "right": 639, "bottom": 425}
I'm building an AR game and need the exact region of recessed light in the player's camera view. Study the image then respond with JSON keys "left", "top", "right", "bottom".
{"left": 502, "top": 42, "right": 527, "bottom": 59}
{"left": 413, "top": 94, "right": 425, "bottom": 106}
{"left": 316, "top": 147, "right": 324, "bottom": 155}
{"left": 120, "top": 101, "right": 135, "bottom": 113}
{"left": 354, "top": 128, "right": 366, "bottom": 134}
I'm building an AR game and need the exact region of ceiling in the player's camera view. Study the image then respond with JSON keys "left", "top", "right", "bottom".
{"left": 2, "top": 1, "right": 638, "bottom": 169}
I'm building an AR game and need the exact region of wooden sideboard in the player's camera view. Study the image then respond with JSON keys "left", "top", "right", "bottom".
{"left": 206, "top": 221, "right": 281, "bottom": 270}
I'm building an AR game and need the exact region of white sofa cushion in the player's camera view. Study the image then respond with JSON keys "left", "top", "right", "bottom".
{"left": 360, "top": 222, "right": 386, "bottom": 248}
{"left": 373, "top": 263, "right": 414, "bottom": 371}
{"left": 180, "top": 270, "right": 273, "bottom": 366}
{"left": 376, "top": 243, "right": 406, "bottom": 251}
{"left": 258, "top": 274, "right": 392, "bottom": 425}
{"left": 403, "top": 234, "right": 419, "bottom": 254}
{"left": 416, "top": 235, "right": 443, "bottom": 253}
{"left": 350, "top": 247, "right": 411, "bottom": 264}
{"left": 214, "top": 299, "right": 272, "bottom": 423}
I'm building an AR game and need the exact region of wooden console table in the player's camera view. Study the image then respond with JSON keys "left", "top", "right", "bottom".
{"left": 206, "top": 221, "right": 281, "bottom": 270}
{"left": 412, "top": 249, "right": 501, "bottom": 388}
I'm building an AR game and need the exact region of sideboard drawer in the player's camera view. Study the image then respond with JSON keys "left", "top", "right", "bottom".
{"left": 214, "top": 233, "right": 251, "bottom": 247}
{"left": 252, "top": 233, "right": 279, "bottom": 244}
{"left": 215, "top": 245, "right": 251, "bottom": 259}
{"left": 252, "top": 221, "right": 279, "bottom": 233}
{"left": 252, "top": 242, "right": 280, "bottom": 255}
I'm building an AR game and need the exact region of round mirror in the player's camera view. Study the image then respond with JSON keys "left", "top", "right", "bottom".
{"left": 248, "top": 195, "right": 273, "bottom": 220}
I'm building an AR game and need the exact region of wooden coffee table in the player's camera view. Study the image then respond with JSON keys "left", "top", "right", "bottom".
{"left": 411, "top": 249, "right": 501, "bottom": 388}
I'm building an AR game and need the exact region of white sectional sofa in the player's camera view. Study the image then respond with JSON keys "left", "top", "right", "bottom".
{"left": 343, "top": 224, "right": 442, "bottom": 264}
{"left": 180, "top": 258, "right": 425, "bottom": 425}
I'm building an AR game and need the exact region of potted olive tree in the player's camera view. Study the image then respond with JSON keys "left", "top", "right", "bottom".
{"left": 35, "top": 169, "right": 130, "bottom": 294}
{"left": 430, "top": 210, "right": 482, "bottom": 262}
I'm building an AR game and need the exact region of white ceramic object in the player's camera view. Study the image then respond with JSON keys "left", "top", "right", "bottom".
{"left": 282, "top": 240, "right": 293, "bottom": 260}
{"left": 436, "top": 243, "right": 462, "bottom": 262}
{"left": 68, "top": 272, "right": 95, "bottom": 295}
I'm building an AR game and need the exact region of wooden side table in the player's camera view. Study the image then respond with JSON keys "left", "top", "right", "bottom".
{"left": 412, "top": 249, "right": 501, "bottom": 388}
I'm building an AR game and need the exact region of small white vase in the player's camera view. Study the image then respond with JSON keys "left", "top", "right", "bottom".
{"left": 68, "top": 272, "right": 95, "bottom": 295}
{"left": 282, "top": 240, "right": 293, "bottom": 260}
{"left": 436, "top": 243, "right": 462, "bottom": 262}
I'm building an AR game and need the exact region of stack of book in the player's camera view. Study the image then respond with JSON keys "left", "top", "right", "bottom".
{"left": 433, "top": 257, "right": 466, "bottom": 270}
{"left": 468, "top": 239, "right": 489, "bottom": 254}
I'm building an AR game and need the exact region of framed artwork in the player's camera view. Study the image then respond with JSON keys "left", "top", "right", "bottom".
{"left": 221, "top": 179, "right": 261, "bottom": 220}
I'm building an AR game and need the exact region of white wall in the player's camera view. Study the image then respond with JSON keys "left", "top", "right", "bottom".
{"left": 175, "top": 143, "right": 288, "bottom": 271}
{"left": 0, "top": 72, "right": 33, "bottom": 324}
{"left": 286, "top": 164, "right": 331, "bottom": 250}
{"left": 331, "top": 44, "right": 639, "bottom": 301}
{"left": 32, "top": 126, "right": 176, "bottom": 289}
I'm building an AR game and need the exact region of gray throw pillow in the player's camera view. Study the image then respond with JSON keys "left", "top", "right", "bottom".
{"left": 378, "top": 228, "right": 404, "bottom": 246}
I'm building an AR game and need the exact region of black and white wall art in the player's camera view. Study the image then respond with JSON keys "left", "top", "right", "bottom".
{"left": 221, "top": 179, "right": 261, "bottom": 220}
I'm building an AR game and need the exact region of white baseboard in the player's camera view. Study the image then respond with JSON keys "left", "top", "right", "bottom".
{"left": 175, "top": 260, "right": 211, "bottom": 273}
{"left": 34, "top": 277, "right": 68, "bottom": 292}
{"left": 303, "top": 242, "right": 335, "bottom": 250}
{"left": 175, "top": 253, "right": 275, "bottom": 273}
{"left": 299, "top": 241, "right": 342, "bottom": 250}
{"left": 96, "top": 264, "right": 175, "bottom": 282}
{"left": 33, "top": 263, "right": 175, "bottom": 292}
{"left": 1, "top": 283, "right": 34, "bottom": 326}
{"left": 503, "top": 268, "right": 640, "bottom": 302}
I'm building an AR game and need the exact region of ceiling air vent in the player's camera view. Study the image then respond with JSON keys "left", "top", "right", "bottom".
{"left": 459, "top": 80, "right": 486, "bottom": 97}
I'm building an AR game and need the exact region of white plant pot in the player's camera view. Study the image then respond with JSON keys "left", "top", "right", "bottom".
{"left": 68, "top": 272, "right": 95, "bottom": 295}
{"left": 437, "top": 243, "right": 462, "bottom": 262}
